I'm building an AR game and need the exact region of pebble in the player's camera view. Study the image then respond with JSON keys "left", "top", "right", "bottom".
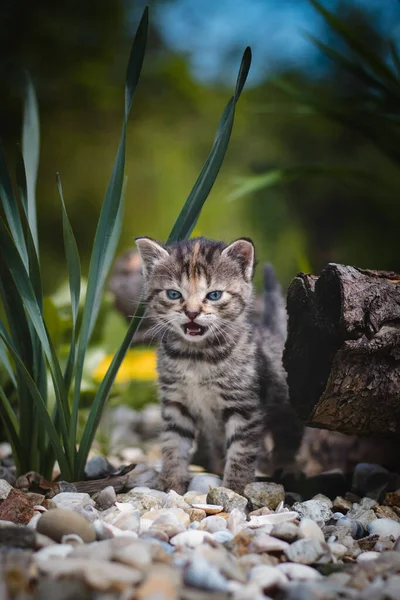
{"left": 49, "top": 492, "right": 95, "bottom": 511}
{"left": 0, "top": 479, "right": 12, "bottom": 500}
{"left": 284, "top": 539, "right": 330, "bottom": 564}
{"left": 271, "top": 521, "right": 299, "bottom": 542}
{"left": 207, "top": 487, "right": 248, "bottom": 513}
{"left": 102, "top": 503, "right": 140, "bottom": 531}
{"left": 367, "top": 518, "right": 400, "bottom": 539}
{"left": 248, "top": 511, "right": 298, "bottom": 529}
{"left": 277, "top": 562, "right": 324, "bottom": 581}
{"left": 96, "top": 486, "right": 116, "bottom": 510}
{"left": 192, "top": 503, "right": 224, "bottom": 514}
{"left": 292, "top": 500, "right": 332, "bottom": 524}
{"left": 170, "top": 530, "right": 214, "bottom": 548}
{"left": 117, "top": 491, "right": 162, "bottom": 514}
{"left": 198, "top": 515, "right": 227, "bottom": 533}
{"left": 244, "top": 482, "right": 285, "bottom": 510}
{"left": 84, "top": 455, "right": 115, "bottom": 479}
{"left": 37, "top": 508, "right": 96, "bottom": 543}
{"left": 189, "top": 474, "right": 223, "bottom": 493}
{"left": 212, "top": 530, "right": 234, "bottom": 544}
{"left": 0, "top": 524, "right": 35, "bottom": 548}
{"left": 249, "top": 533, "right": 290, "bottom": 553}
{"left": 36, "top": 557, "right": 143, "bottom": 591}
{"left": 357, "top": 551, "right": 380, "bottom": 562}
{"left": 35, "top": 544, "right": 74, "bottom": 560}
{"left": 298, "top": 518, "right": 325, "bottom": 542}
{"left": 0, "top": 488, "right": 34, "bottom": 524}
{"left": 184, "top": 557, "right": 228, "bottom": 592}
{"left": 249, "top": 564, "right": 288, "bottom": 588}
{"left": 332, "top": 496, "right": 352, "bottom": 513}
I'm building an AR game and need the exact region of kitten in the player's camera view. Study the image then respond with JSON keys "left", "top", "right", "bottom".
{"left": 135, "top": 236, "right": 303, "bottom": 494}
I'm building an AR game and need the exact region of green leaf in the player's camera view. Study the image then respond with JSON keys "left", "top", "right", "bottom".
{"left": 0, "top": 333, "right": 72, "bottom": 479}
{"left": 0, "top": 216, "right": 70, "bottom": 453}
{"left": 168, "top": 47, "right": 252, "bottom": 243}
{"left": 309, "top": 0, "right": 400, "bottom": 94}
{"left": 0, "top": 324, "right": 16, "bottom": 387}
{"left": 71, "top": 7, "right": 148, "bottom": 461}
{"left": 0, "top": 143, "right": 28, "bottom": 270}
{"left": 56, "top": 174, "right": 81, "bottom": 391}
{"left": 0, "top": 385, "right": 22, "bottom": 473}
{"left": 22, "top": 74, "right": 40, "bottom": 254}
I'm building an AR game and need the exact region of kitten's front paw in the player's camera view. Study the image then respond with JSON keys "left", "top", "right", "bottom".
{"left": 158, "top": 474, "right": 189, "bottom": 495}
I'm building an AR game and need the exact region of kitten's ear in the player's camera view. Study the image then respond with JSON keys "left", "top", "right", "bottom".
{"left": 221, "top": 238, "right": 255, "bottom": 281}
{"left": 135, "top": 237, "right": 169, "bottom": 277}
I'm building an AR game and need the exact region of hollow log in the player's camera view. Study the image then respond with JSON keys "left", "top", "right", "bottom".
{"left": 283, "top": 263, "right": 400, "bottom": 438}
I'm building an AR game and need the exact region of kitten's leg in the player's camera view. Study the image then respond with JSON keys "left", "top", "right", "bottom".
{"left": 159, "top": 398, "right": 197, "bottom": 495}
{"left": 222, "top": 402, "right": 263, "bottom": 494}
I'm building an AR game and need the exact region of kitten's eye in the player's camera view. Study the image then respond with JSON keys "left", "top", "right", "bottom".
{"left": 166, "top": 289, "right": 182, "bottom": 300}
{"left": 206, "top": 290, "right": 223, "bottom": 301}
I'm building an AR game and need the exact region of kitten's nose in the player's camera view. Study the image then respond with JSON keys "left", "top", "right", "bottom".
{"left": 185, "top": 310, "right": 200, "bottom": 321}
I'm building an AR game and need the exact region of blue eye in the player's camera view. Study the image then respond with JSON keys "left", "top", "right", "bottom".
{"left": 167, "top": 289, "right": 182, "bottom": 300}
{"left": 206, "top": 290, "right": 222, "bottom": 301}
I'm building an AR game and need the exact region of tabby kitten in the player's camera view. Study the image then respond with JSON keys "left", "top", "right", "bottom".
{"left": 135, "top": 236, "right": 303, "bottom": 494}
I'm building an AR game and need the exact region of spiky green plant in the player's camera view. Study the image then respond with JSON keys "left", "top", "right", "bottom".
{"left": 0, "top": 7, "right": 251, "bottom": 481}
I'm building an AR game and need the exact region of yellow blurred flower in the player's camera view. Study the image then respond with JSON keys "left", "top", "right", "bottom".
{"left": 92, "top": 348, "right": 157, "bottom": 383}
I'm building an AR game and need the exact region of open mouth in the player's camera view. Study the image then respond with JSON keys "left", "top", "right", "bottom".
{"left": 182, "top": 322, "right": 206, "bottom": 337}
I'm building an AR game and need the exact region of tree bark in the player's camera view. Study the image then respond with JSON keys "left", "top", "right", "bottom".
{"left": 283, "top": 263, "right": 400, "bottom": 438}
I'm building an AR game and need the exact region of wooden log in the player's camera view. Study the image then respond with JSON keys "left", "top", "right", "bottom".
{"left": 283, "top": 263, "right": 400, "bottom": 438}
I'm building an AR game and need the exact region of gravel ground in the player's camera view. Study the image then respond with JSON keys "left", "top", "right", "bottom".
{"left": 0, "top": 407, "right": 399, "bottom": 599}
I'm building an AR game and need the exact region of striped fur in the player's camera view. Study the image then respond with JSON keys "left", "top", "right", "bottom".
{"left": 135, "top": 236, "right": 303, "bottom": 494}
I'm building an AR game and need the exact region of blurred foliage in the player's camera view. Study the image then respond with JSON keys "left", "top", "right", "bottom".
{"left": 1, "top": 0, "right": 400, "bottom": 290}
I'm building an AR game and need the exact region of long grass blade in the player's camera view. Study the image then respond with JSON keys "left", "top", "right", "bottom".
{"left": 71, "top": 8, "right": 148, "bottom": 462}
{"left": 309, "top": 0, "right": 400, "bottom": 93}
{"left": 56, "top": 174, "right": 81, "bottom": 391}
{"left": 22, "top": 74, "right": 40, "bottom": 254}
{"left": 0, "top": 386, "right": 22, "bottom": 474}
{"left": 0, "top": 217, "right": 70, "bottom": 452}
{"left": 0, "top": 143, "right": 28, "bottom": 270}
{"left": 0, "top": 333, "right": 72, "bottom": 479}
{"left": 168, "top": 47, "right": 252, "bottom": 243}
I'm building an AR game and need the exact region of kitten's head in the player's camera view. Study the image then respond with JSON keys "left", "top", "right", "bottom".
{"left": 135, "top": 236, "right": 255, "bottom": 344}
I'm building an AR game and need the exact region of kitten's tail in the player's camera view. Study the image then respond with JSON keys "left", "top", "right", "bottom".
{"left": 262, "top": 263, "right": 287, "bottom": 342}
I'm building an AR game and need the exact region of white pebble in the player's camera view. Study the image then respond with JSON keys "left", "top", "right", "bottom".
{"left": 170, "top": 530, "right": 214, "bottom": 548}
{"left": 277, "top": 563, "right": 323, "bottom": 581}
{"left": 357, "top": 551, "right": 381, "bottom": 562}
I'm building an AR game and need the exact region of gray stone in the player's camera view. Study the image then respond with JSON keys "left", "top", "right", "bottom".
{"left": 0, "top": 479, "right": 13, "bottom": 500}
{"left": 271, "top": 521, "right": 300, "bottom": 542}
{"left": 37, "top": 508, "right": 96, "bottom": 543}
{"left": 284, "top": 539, "right": 330, "bottom": 565}
{"left": 207, "top": 487, "right": 248, "bottom": 513}
{"left": 117, "top": 491, "right": 161, "bottom": 514}
{"left": 84, "top": 456, "right": 115, "bottom": 480}
{"left": 312, "top": 494, "right": 333, "bottom": 508}
{"left": 189, "top": 474, "right": 222, "bottom": 493}
{"left": 244, "top": 482, "right": 285, "bottom": 510}
{"left": 292, "top": 500, "right": 332, "bottom": 524}
{"left": 49, "top": 492, "right": 95, "bottom": 511}
{"left": 367, "top": 518, "right": 400, "bottom": 540}
{"left": 183, "top": 557, "right": 228, "bottom": 592}
{"left": 347, "top": 504, "right": 378, "bottom": 528}
{"left": 0, "top": 525, "right": 35, "bottom": 548}
{"left": 96, "top": 486, "right": 116, "bottom": 510}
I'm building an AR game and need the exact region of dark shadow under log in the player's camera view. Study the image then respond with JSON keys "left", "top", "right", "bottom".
{"left": 283, "top": 263, "right": 400, "bottom": 438}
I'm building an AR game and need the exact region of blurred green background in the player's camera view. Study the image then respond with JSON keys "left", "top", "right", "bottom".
{"left": 1, "top": 0, "right": 400, "bottom": 295}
